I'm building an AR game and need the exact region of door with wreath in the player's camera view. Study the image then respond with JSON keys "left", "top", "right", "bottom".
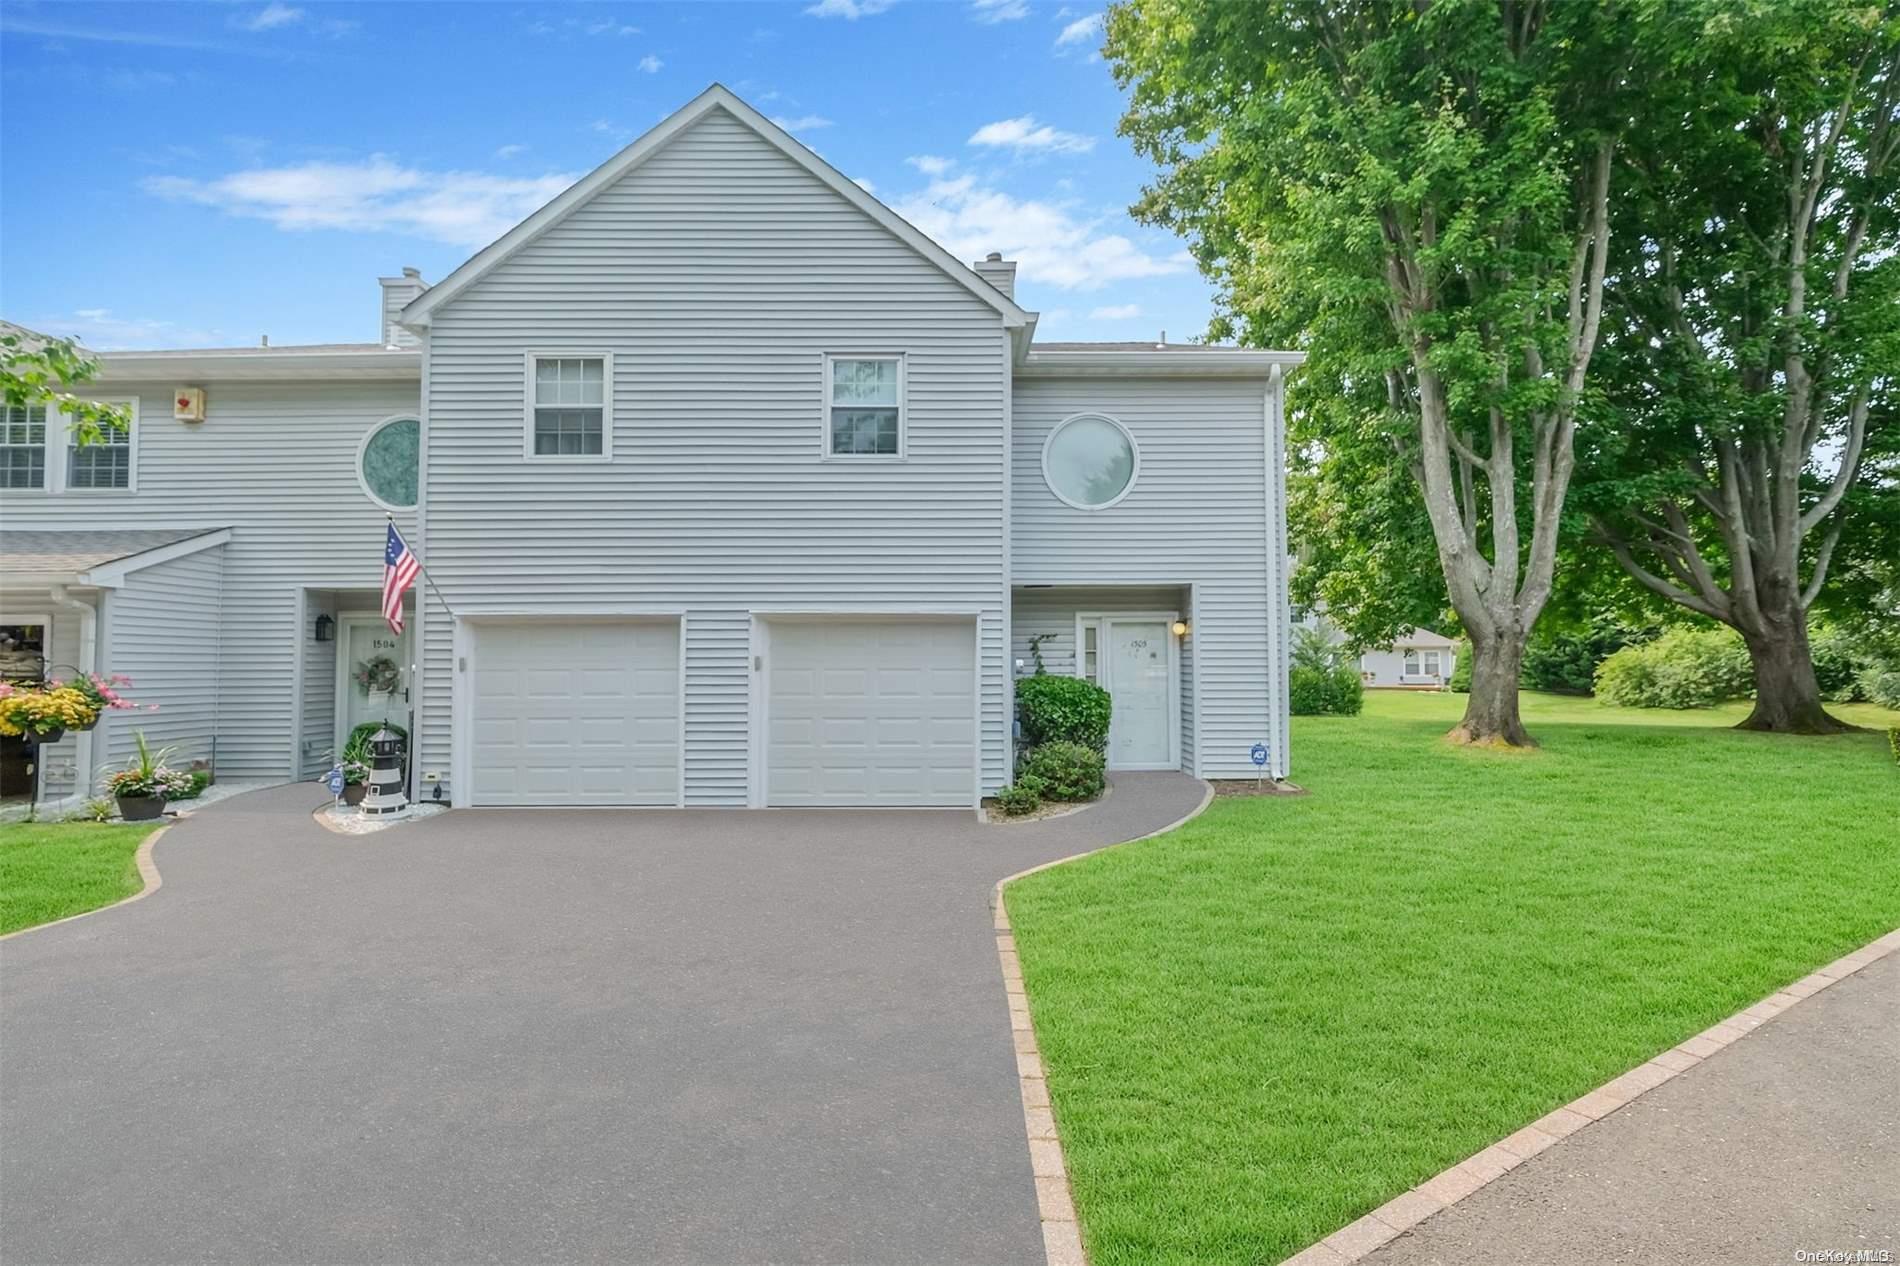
{"left": 338, "top": 616, "right": 408, "bottom": 753}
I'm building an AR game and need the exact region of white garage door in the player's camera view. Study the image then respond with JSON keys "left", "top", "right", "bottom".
{"left": 469, "top": 621, "right": 679, "bottom": 807}
{"left": 766, "top": 618, "right": 976, "bottom": 808}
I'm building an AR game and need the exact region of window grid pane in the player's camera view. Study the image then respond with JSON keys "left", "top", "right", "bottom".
{"left": 831, "top": 358, "right": 899, "bottom": 406}
{"left": 830, "top": 407, "right": 900, "bottom": 455}
{"left": 2, "top": 405, "right": 47, "bottom": 489}
{"left": 533, "top": 407, "right": 604, "bottom": 455}
{"left": 534, "top": 357, "right": 604, "bottom": 407}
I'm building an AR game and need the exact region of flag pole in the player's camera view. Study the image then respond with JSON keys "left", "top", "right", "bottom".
{"left": 388, "top": 513, "right": 457, "bottom": 617}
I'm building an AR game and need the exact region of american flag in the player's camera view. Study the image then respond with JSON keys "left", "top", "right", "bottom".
{"left": 382, "top": 522, "right": 420, "bottom": 635}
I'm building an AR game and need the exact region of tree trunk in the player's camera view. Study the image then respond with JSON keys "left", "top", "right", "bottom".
{"left": 1449, "top": 632, "right": 1534, "bottom": 747}
{"left": 1736, "top": 609, "right": 1854, "bottom": 735}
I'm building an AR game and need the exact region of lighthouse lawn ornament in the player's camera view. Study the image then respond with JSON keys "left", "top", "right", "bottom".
{"left": 360, "top": 725, "right": 409, "bottom": 818}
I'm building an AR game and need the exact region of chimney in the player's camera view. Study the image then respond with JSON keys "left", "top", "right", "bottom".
{"left": 973, "top": 251, "right": 1017, "bottom": 302}
{"left": 378, "top": 266, "right": 428, "bottom": 348}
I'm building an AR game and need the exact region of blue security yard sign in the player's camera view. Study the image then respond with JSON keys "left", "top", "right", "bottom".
{"left": 1250, "top": 743, "right": 1269, "bottom": 768}
{"left": 324, "top": 764, "right": 346, "bottom": 797}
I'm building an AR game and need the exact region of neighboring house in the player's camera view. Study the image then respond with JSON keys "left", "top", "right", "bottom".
{"left": 0, "top": 85, "right": 1299, "bottom": 812}
{"left": 1359, "top": 628, "right": 1459, "bottom": 690}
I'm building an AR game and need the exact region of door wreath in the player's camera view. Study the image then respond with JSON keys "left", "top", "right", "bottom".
{"left": 353, "top": 655, "right": 402, "bottom": 696}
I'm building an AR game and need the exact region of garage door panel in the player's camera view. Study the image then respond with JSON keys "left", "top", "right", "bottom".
{"left": 470, "top": 621, "right": 680, "bottom": 807}
{"left": 767, "top": 618, "right": 976, "bottom": 808}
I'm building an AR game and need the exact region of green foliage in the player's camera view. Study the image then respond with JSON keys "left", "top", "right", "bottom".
{"left": 1018, "top": 742, "right": 1106, "bottom": 803}
{"left": 169, "top": 769, "right": 213, "bottom": 802}
{"left": 1593, "top": 627, "right": 1753, "bottom": 710}
{"left": 68, "top": 797, "right": 117, "bottom": 824}
{"left": 1449, "top": 641, "right": 1474, "bottom": 693}
{"left": 1889, "top": 728, "right": 1899, "bottom": 767}
{"left": 1288, "top": 665, "right": 1364, "bottom": 717}
{"left": 1290, "top": 625, "right": 1348, "bottom": 674}
{"left": 0, "top": 330, "right": 132, "bottom": 448}
{"left": 1016, "top": 675, "right": 1112, "bottom": 754}
{"left": 1864, "top": 672, "right": 1900, "bottom": 712}
{"left": 994, "top": 780, "right": 1045, "bottom": 816}
{"left": 1521, "top": 616, "right": 1654, "bottom": 695}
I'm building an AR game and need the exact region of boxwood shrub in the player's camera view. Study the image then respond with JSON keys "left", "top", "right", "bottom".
{"left": 1018, "top": 741, "right": 1105, "bottom": 802}
{"left": 1593, "top": 627, "right": 1754, "bottom": 709}
{"left": 1289, "top": 664, "right": 1364, "bottom": 716}
{"left": 1016, "top": 674, "right": 1112, "bottom": 753}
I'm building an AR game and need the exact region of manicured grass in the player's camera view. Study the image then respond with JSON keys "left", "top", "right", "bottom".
{"left": 0, "top": 821, "right": 154, "bottom": 936}
{"left": 1007, "top": 691, "right": 1900, "bottom": 1266}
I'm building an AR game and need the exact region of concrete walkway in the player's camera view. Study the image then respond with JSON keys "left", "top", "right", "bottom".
{"left": 0, "top": 774, "right": 1206, "bottom": 1266}
{"left": 1367, "top": 949, "right": 1900, "bottom": 1266}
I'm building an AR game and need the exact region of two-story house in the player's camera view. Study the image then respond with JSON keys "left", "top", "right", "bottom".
{"left": 1, "top": 85, "right": 1297, "bottom": 813}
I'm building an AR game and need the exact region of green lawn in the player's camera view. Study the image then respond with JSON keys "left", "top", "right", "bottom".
{"left": 0, "top": 821, "right": 154, "bottom": 936}
{"left": 1007, "top": 691, "right": 1900, "bottom": 1266}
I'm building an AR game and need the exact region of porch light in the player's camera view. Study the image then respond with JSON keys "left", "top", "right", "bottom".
{"left": 1171, "top": 620, "right": 1189, "bottom": 637}
{"left": 314, "top": 613, "right": 335, "bottom": 643}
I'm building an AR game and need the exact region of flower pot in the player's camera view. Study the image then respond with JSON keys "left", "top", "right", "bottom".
{"left": 342, "top": 783, "right": 368, "bottom": 807}
{"left": 116, "top": 794, "right": 166, "bottom": 822}
{"left": 71, "top": 714, "right": 100, "bottom": 732}
{"left": 33, "top": 726, "right": 65, "bottom": 745}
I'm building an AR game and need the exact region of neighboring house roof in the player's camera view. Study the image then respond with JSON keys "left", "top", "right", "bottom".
{"left": 0, "top": 527, "right": 232, "bottom": 588}
{"left": 0, "top": 319, "right": 81, "bottom": 352}
{"left": 1391, "top": 627, "right": 1460, "bottom": 649}
{"left": 400, "top": 83, "right": 1036, "bottom": 336}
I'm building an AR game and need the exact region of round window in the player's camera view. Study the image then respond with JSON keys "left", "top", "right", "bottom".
{"left": 1042, "top": 412, "right": 1138, "bottom": 510}
{"left": 358, "top": 416, "right": 419, "bottom": 509}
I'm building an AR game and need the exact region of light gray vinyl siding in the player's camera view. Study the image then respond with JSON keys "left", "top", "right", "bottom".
{"left": 1, "top": 381, "right": 420, "bottom": 781}
{"left": 99, "top": 546, "right": 224, "bottom": 773}
{"left": 419, "top": 106, "right": 1010, "bottom": 801}
{"left": 1011, "top": 376, "right": 1286, "bottom": 779}
{"left": 300, "top": 591, "right": 337, "bottom": 777}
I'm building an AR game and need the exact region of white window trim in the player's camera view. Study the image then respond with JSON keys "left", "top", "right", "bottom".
{"left": 2, "top": 397, "right": 139, "bottom": 495}
{"left": 1071, "top": 609, "right": 1182, "bottom": 771}
{"left": 356, "top": 414, "right": 421, "bottom": 512}
{"left": 1041, "top": 410, "right": 1141, "bottom": 512}
{"left": 820, "top": 352, "right": 908, "bottom": 461}
{"left": 523, "top": 350, "right": 614, "bottom": 463}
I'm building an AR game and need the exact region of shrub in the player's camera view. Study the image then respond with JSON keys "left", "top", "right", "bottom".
{"left": 1522, "top": 618, "right": 1653, "bottom": 695}
{"left": 1289, "top": 664, "right": 1364, "bottom": 716}
{"left": 994, "top": 779, "right": 1044, "bottom": 816}
{"left": 1017, "top": 741, "right": 1105, "bottom": 802}
{"left": 1016, "top": 674, "right": 1112, "bottom": 753}
{"left": 170, "top": 768, "right": 213, "bottom": 802}
{"left": 1593, "top": 626, "right": 1754, "bottom": 709}
{"left": 1808, "top": 625, "right": 1868, "bottom": 701}
{"left": 68, "top": 797, "right": 116, "bottom": 823}
{"left": 1449, "top": 641, "right": 1473, "bottom": 692}
{"left": 1863, "top": 670, "right": 1900, "bottom": 711}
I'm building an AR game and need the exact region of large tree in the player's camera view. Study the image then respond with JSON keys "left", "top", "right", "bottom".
{"left": 1584, "top": 2, "right": 1899, "bottom": 733}
{"left": 1108, "top": 0, "right": 1635, "bottom": 745}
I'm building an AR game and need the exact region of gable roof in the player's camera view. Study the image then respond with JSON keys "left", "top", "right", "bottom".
{"left": 0, "top": 527, "right": 232, "bottom": 588}
{"left": 401, "top": 84, "right": 1033, "bottom": 333}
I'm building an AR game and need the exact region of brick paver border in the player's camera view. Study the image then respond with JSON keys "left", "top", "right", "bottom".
{"left": 991, "top": 780, "right": 1216, "bottom": 1266}
{"left": 0, "top": 824, "right": 168, "bottom": 943}
{"left": 1280, "top": 924, "right": 1900, "bottom": 1266}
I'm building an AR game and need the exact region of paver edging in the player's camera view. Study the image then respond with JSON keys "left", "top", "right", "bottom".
{"left": 0, "top": 824, "right": 168, "bottom": 943}
{"left": 1287, "top": 924, "right": 1900, "bottom": 1266}
{"left": 991, "top": 777, "right": 1216, "bottom": 1266}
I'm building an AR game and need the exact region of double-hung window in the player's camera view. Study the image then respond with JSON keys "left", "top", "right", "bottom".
{"left": 1, "top": 404, "right": 47, "bottom": 489}
{"left": 68, "top": 404, "right": 135, "bottom": 490}
{"left": 825, "top": 354, "right": 904, "bottom": 457}
{"left": 527, "top": 353, "right": 610, "bottom": 459}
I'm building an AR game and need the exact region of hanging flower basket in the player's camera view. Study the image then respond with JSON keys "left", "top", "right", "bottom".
{"left": 0, "top": 682, "right": 96, "bottom": 740}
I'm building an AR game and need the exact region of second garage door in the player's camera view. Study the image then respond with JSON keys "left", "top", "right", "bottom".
{"left": 469, "top": 620, "right": 680, "bottom": 807}
{"left": 765, "top": 618, "right": 977, "bottom": 808}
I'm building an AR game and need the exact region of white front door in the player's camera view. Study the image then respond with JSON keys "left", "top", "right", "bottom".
{"left": 338, "top": 616, "right": 409, "bottom": 752}
{"left": 1103, "top": 618, "right": 1176, "bottom": 770}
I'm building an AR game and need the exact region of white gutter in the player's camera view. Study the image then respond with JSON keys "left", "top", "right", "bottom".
{"left": 95, "top": 348, "right": 420, "bottom": 383}
{"left": 1018, "top": 349, "right": 1306, "bottom": 378}
{"left": 47, "top": 584, "right": 99, "bottom": 806}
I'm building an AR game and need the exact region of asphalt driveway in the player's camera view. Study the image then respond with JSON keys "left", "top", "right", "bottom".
{"left": 0, "top": 775, "right": 1206, "bottom": 1266}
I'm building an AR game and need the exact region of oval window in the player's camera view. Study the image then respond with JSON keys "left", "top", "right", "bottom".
{"left": 359, "top": 416, "right": 419, "bottom": 509}
{"left": 1042, "top": 412, "right": 1138, "bottom": 510}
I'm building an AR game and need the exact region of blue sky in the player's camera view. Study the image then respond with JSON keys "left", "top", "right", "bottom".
{"left": 0, "top": 0, "right": 1218, "bottom": 350}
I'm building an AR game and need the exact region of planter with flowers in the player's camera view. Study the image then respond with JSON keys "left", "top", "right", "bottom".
{"left": 0, "top": 671, "right": 152, "bottom": 744}
{"left": 105, "top": 732, "right": 195, "bottom": 821}
{"left": 66, "top": 672, "right": 151, "bottom": 731}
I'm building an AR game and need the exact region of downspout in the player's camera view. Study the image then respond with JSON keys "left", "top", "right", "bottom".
{"left": 1265, "top": 365, "right": 1290, "bottom": 781}
{"left": 48, "top": 584, "right": 99, "bottom": 806}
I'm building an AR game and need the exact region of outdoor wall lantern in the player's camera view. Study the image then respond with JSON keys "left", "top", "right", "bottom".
{"left": 314, "top": 613, "right": 335, "bottom": 643}
{"left": 1171, "top": 620, "right": 1190, "bottom": 638}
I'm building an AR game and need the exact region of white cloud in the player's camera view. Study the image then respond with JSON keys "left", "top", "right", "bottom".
{"left": 1055, "top": 12, "right": 1101, "bottom": 45}
{"left": 241, "top": 3, "right": 303, "bottom": 31}
{"left": 1088, "top": 303, "right": 1140, "bottom": 320}
{"left": 770, "top": 114, "right": 833, "bottom": 133}
{"left": 495, "top": 143, "right": 527, "bottom": 159}
{"left": 971, "top": 0, "right": 1030, "bottom": 21}
{"left": 894, "top": 176, "right": 1189, "bottom": 291}
{"left": 28, "top": 310, "right": 227, "bottom": 352}
{"left": 803, "top": 0, "right": 894, "bottom": 17}
{"left": 968, "top": 115, "right": 1094, "bottom": 155}
{"left": 637, "top": 53, "right": 662, "bottom": 72}
{"left": 142, "top": 157, "right": 578, "bottom": 249}
{"left": 853, "top": 177, "right": 876, "bottom": 193}
{"left": 907, "top": 154, "right": 955, "bottom": 176}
